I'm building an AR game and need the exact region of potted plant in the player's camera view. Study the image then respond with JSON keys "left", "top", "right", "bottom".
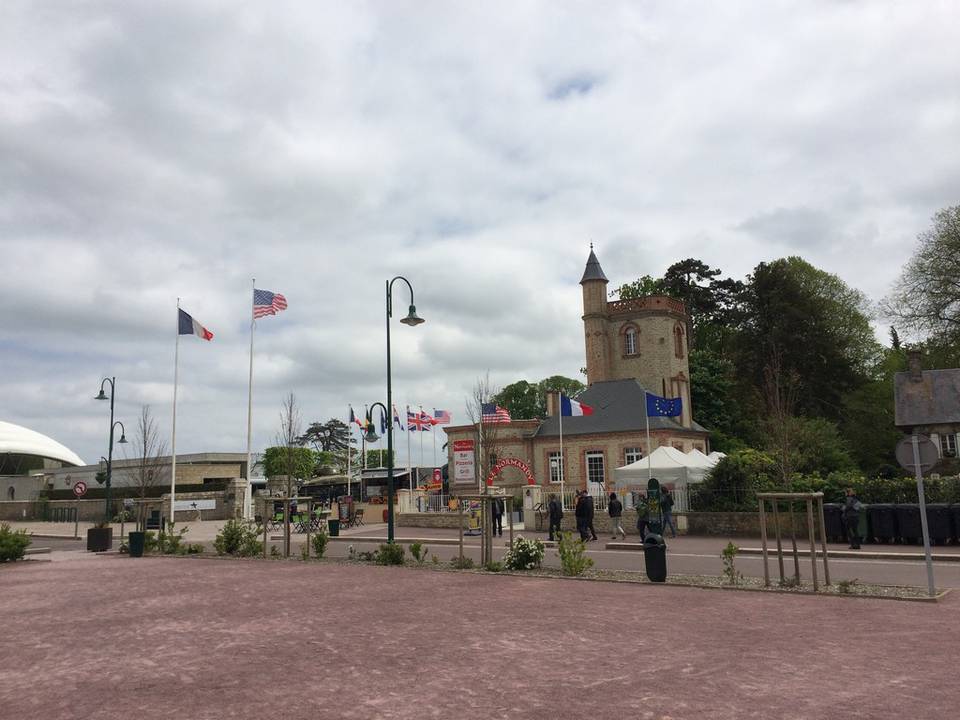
{"left": 86, "top": 520, "right": 113, "bottom": 552}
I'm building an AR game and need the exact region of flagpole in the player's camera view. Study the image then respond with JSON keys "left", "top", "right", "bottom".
{"left": 559, "top": 393, "right": 565, "bottom": 510}
{"left": 406, "top": 404, "right": 413, "bottom": 492}
{"left": 431, "top": 410, "right": 437, "bottom": 467}
{"left": 346, "top": 407, "right": 352, "bottom": 500}
{"left": 644, "top": 390, "right": 652, "bottom": 485}
{"left": 419, "top": 405, "right": 425, "bottom": 473}
{"left": 244, "top": 278, "right": 255, "bottom": 520}
{"left": 170, "top": 298, "right": 181, "bottom": 530}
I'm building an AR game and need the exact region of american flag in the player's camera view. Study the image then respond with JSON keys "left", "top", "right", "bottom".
{"left": 407, "top": 410, "right": 432, "bottom": 431}
{"left": 431, "top": 409, "right": 451, "bottom": 425}
{"left": 253, "top": 288, "right": 288, "bottom": 319}
{"left": 481, "top": 403, "right": 511, "bottom": 423}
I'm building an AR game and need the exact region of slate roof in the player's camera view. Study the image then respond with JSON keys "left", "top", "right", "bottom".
{"left": 534, "top": 379, "right": 708, "bottom": 437}
{"left": 579, "top": 248, "right": 609, "bottom": 284}
{"left": 894, "top": 369, "right": 960, "bottom": 428}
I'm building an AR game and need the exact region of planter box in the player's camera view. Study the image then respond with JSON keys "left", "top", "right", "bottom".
{"left": 86, "top": 527, "right": 113, "bottom": 552}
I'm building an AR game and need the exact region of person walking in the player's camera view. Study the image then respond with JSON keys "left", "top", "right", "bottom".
{"left": 491, "top": 496, "right": 504, "bottom": 537}
{"left": 843, "top": 487, "right": 862, "bottom": 549}
{"left": 574, "top": 490, "right": 588, "bottom": 541}
{"left": 661, "top": 487, "right": 677, "bottom": 538}
{"left": 635, "top": 492, "right": 649, "bottom": 539}
{"left": 584, "top": 492, "right": 598, "bottom": 541}
{"left": 547, "top": 494, "right": 563, "bottom": 541}
{"left": 608, "top": 492, "right": 625, "bottom": 540}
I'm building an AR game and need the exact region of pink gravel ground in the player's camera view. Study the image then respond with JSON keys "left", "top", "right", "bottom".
{"left": 1, "top": 555, "right": 958, "bottom": 720}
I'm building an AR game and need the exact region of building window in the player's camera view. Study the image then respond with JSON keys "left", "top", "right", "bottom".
{"left": 624, "top": 328, "right": 637, "bottom": 355}
{"left": 585, "top": 452, "right": 604, "bottom": 489}
{"left": 548, "top": 452, "right": 564, "bottom": 484}
{"left": 624, "top": 447, "right": 643, "bottom": 465}
{"left": 674, "top": 324, "right": 685, "bottom": 359}
{"left": 941, "top": 433, "right": 957, "bottom": 458}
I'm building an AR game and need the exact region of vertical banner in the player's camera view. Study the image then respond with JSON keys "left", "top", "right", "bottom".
{"left": 452, "top": 439, "right": 476, "bottom": 485}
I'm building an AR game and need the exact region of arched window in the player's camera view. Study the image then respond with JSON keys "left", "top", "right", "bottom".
{"left": 674, "top": 324, "right": 685, "bottom": 359}
{"left": 624, "top": 327, "right": 637, "bottom": 355}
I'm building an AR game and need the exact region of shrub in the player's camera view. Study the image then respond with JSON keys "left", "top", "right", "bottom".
{"left": 312, "top": 529, "right": 329, "bottom": 558}
{"left": 431, "top": 554, "right": 440, "bottom": 565}
{"left": 409, "top": 542, "right": 427, "bottom": 565}
{"left": 837, "top": 578, "right": 859, "bottom": 594}
{"left": 557, "top": 532, "right": 594, "bottom": 576}
{"left": 721, "top": 541, "right": 742, "bottom": 585}
{"left": 376, "top": 543, "right": 405, "bottom": 566}
{"left": 503, "top": 536, "right": 545, "bottom": 571}
{"left": 484, "top": 560, "right": 503, "bottom": 572}
{"left": 451, "top": 555, "right": 475, "bottom": 569}
{"left": 0, "top": 523, "right": 31, "bottom": 562}
{"left": 357, "top": 550, "right": 376, "bottom": 562}
{"left": 214, "top": 520, "right": 263, "bottom": 557}
{"left": 159, "top": 523, "right": 188, "bottom": 555}
{"left": 144, "top": 531, "right": 159, "bottom": 553}
{"left": 185, "top": 543, "right": 204, "bottom": 555}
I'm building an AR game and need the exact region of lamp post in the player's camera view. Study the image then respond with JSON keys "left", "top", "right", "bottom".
{"left": 383, "top": 277, "right": 424, "bottom": 543}
{"left": 95, "top": 377, "right": 127, "bottom": 523}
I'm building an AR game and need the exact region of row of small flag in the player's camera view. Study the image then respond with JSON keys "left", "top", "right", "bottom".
{"left": 349, "top": 405, "right": 452, "bottom": 433}
{"left": 479, "top": 392, "right": 681, "bottom": 422}
{"left": 178, "top": 288, "right": 287, "bottom": 341}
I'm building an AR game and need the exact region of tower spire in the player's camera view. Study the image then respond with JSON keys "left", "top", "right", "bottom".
{"left": 580, "top": 245, "right": 608, "bottom": 284}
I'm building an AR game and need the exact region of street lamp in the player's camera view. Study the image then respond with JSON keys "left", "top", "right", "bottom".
{"left": 384, "top": 277, "right": 424, "bottom": 543}
{"left": 95, "top": 377, "right": 127, "bottom": 523}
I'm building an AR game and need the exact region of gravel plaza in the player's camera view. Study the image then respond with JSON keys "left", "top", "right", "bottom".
{"left": 3, "top": 553, "right": 959, "bottom": 720}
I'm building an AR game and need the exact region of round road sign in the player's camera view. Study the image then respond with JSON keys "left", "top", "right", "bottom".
{"left": 73, "top": 481, "right": 88, "bottom": 498}
{"left": 895, "top": 435, "right": 939, "bottom": 474}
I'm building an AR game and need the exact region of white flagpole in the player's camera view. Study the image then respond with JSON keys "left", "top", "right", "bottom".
{"left": 645, "top": 390, "right": 652, "bottom": 484}
{"left": 559, "top": 392, "right": 565, "bottom": 510}
{"left": 170, "top": 299, "right": 181, "bottom": 529}
{"left": 406, "top": 404, "right": 413, "bottom": 492}
{"left": 244, "top": 279, "right": 255, "bottom": 520}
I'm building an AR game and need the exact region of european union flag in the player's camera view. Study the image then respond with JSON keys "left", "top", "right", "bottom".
{"left": 646, "top": 393, "right": 682, "bottom": 417}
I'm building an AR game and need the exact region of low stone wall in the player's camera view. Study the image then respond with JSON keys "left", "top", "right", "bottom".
{"left": 0, "top": 489, "right": 238, "bottom": 523}
{"left": 397, "top": 512, "right": 465, "bottom": 529}
{"left": 683, "top": 511, "right": 811, "bottom": 538}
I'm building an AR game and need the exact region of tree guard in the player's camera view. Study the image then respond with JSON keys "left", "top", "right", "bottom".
{"left": 757, "top": 492, "right": 830, "bottom": 591}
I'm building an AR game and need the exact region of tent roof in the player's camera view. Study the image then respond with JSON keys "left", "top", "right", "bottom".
{"left": 685, "top": 448, "right": 715, "bottom": 468}
{"left": 616, "top": 446, "right": 690, "bottom": 471}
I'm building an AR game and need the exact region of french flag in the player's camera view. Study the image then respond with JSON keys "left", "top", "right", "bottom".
{"left": 178, "top": 309, "right": 214, "bottom": 341}
{"left": 560, "top": 394, "right": 594, "bottom": 417}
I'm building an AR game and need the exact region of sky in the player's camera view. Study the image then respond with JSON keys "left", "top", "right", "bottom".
{"left": 2, "top": 1, "right": 959, "bottom": 467}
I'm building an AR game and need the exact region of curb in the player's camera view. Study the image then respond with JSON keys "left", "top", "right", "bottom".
{"left": 738, "top": 547, "right": 960, "bottom": 562}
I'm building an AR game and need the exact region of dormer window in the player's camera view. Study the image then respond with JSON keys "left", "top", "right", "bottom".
{"left": 624, "top": 327, "right": 637, "bottom": 355}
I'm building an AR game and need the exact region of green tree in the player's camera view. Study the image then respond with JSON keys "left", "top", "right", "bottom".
{"left": 689, "top": 349, "right": 752, "bottom": 452}
{"left": 612, "top": 274, "right": 664, "bottom": 299}
{"left": 262, "top": 446, "right": 316, "bottom": 480}
{"left": 884, "top": 205, "right": 960, "bottom": 341}
{"left": 492, "top": 376, "right": 586, "bottom": 420}
{"left": 298, "top": 419, "right": 352, "bottom": 452}
{"left": 365, "top": 449, "right": 396, "bottom": 468}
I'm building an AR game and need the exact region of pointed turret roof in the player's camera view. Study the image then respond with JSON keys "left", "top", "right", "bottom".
{"left": 579, "top": 244, "right": 609, "bottom": 284}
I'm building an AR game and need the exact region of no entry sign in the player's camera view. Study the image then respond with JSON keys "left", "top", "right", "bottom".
{"left": 73, "top": 481, "right": 88, "bottom": 498}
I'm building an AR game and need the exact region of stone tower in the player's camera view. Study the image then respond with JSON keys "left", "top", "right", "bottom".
{"left": 579, "top": 247, "right": 694, "bottom": 429}
{"left": 580, "top": 245, "right": 611, "bottom": 385}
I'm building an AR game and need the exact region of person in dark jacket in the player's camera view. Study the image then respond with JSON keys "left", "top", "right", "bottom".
{"left": 491, "top": 497, "right": 504, "bottom": 537}
{"left": 547, "top": 495, "right": 563, "bottom": 541}
{"left": 608, "top": 492, "right": 625, "bottom": 540}
{"left": 635, "top": 493, "right": 649, "bottom": 539}
{"left": 661, "top": 488, "right": 677, "bottom": 538}
{"left": 843, "top": 488, "right": 862, "bottom": 549}
{"left": 583, "top": 493, "right": 598, "bottom": 541}
{"left": 574, "top": 491, "right": 588, "bottom": 540}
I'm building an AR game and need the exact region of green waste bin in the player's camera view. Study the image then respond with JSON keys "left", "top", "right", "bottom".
{"left": 128, "top": 531, "right": 145, "bottom": 558}
{"left": 643, "top": 533, "right": 667, "bottom": 583}
{"left": 328, "top": 519, "right": 340, "bottom": 537}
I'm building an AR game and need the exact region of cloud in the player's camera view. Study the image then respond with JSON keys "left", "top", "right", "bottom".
{"left": 1, "top": 1, "right": 958, "bottom": 464}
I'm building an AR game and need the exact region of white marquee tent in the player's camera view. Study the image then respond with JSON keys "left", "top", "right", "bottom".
{"left": 613, "top": 446, "right": 724, "bottom": 489}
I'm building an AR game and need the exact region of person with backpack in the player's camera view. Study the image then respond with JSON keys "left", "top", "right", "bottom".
{"left": 574, "top": 490, "right": 589, "bottom": 541}
{"left": 583, "top": 492, "right": 598, "bottom": 541}
{"left": 661, "top": 487, "right": 677, "bottom": 538}
{"left": 635, "top": 492, "right": 649, "bottom": 539}
{"left": 547, "top": 495, "right": 563, "bottom": 541}
{"left": 608, "top": 492, "right": 625, "bottom": 540}
{"left": 843, "top": 488, "right": 862, "bottom": 549}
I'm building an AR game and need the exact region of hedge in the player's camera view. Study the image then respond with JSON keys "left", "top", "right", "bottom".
{"left": 44, "top": 479, "right": 229, "bottom": 501}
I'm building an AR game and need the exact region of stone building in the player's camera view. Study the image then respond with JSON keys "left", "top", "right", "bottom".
{"left": 895, "top": 350, "right": 960, "bottom": 463}
{"left": 444, "top": 248, "right": 710, "bottom": 496}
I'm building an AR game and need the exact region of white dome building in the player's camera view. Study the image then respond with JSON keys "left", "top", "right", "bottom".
{"left": 1, "top": 421, "right": 84, "bottom": 501}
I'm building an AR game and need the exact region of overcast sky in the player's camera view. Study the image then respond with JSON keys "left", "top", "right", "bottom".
{"left": 2, "top": 1, "right": 958, "bottom": 467}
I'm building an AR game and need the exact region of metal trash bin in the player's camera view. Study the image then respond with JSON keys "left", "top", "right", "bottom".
{"left": 822, "top": 503, "right": 844, "bottom": 542}
{"left": 925, "top": 504, "right": 952, "bottom": 545}
{"left": 327, "top": 519, "right": 340, "bottom": 537}
{"left": 895, "top": 504, "right": 921, "bottom": 544}
{"left": 642, "top": 533, "right": 667, "bottom": 583}
{"left": 128, "top": 531, "right": 145, "bottom": 558}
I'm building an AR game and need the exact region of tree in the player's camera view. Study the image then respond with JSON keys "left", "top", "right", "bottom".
{"left": 275, "top": 393, "right": 304, "bottom": 497}
{"left": 492, "top": 375, "right": 586, "bottom": 420}
{"left": 365, "top": 449, "right": 396, "bottom": 468}
{"left": 298, "top": 418, "right": 357, "bottom": 474}
{"left": 123, "top": 405, "right": 168, "bottom": 530}
{"left": 465, "top": 373, "right": 503, "bottom": 485}
{"left": 612, "top": 274, "right": 664, "bottom": 299}
{"left": 884, "top": 205, "right": 960, "bottom": 341}
{"left": 688, "top": 349, "right": 752, "bottom": 452}
{"left": 262, "top": 446, "right": 315, "bottom": 483}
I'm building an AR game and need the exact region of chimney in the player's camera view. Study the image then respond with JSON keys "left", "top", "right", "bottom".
{"left": 908, "top": 349, "right": 923, "bottom": 381}
{"left": 545, "top": 391, "right": 557, "bottom": 417}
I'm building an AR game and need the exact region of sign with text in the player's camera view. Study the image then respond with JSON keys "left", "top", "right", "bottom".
{"left": 452, "top": 439, "right": 476, "bottom": 485}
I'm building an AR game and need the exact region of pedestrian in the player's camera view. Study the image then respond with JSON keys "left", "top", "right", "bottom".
{"left": 547, "top": 494, "right": 563, "bottom": 541}
{"left": 843, "top": 487, "right": 862, "bottom": 549}
{"left": 608, "top": 492, "right": 625, "bottom": 540}
{"left": 491, "top": 496, "right": 504, "bottom": 537}
{"left": 584, "top": 492, "right": 598, "bottom": 541}
{"left": 574, "top": 490, "right": 589, "bottom": 541}
{"left": 635, "top": 492, "right": 649, "bottom": 539}
{"left": 661, "top": 487, "right": 677, "bottom": 538}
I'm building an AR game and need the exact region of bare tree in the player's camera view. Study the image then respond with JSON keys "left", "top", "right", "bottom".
{"left": 763, "top": 351, "right": 800, "bottom": 487}
{"left": 464, "top": 372, "right": 506, "bottom": 492}
{"left": 276, "top": 392, "right": 303, "bottom": 499}
{"left": 124, "top": 405, "right": 169, "bottom": 531}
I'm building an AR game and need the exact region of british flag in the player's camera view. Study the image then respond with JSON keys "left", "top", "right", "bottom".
{"left": 407, "top": 410, "right": 431, "bottom": 431}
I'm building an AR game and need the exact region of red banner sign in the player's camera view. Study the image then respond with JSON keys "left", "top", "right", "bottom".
{"left": 485, "top": 457, "right": 535, "bottom": 486}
